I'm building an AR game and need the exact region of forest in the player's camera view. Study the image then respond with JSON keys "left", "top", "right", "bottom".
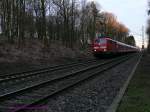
{"left": 0, "top": 0, "right": 135, "bottom": 49}
{"left": 147, "top": 1, "right": 150, "bottom": 51}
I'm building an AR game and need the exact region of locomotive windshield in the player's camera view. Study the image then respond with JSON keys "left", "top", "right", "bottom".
{"left": 95, "top": 38, "right": 106, "bottom": 44}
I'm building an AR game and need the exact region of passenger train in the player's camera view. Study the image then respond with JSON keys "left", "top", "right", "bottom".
{"left": 92, "top": 37, "right": 139, "bottom": 56}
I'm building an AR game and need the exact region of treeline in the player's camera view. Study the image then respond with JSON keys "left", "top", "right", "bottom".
{"left": 96, "top": 12, "right": 135, "bottom": 46}
{"left": 0, "top": 0, "right": 135, "bottom": 48}
{"left": 147, "top": 20, "right": 150, "bottom": 51}
{"left": 147, "top": 1, "right": 150, "bottom": 51}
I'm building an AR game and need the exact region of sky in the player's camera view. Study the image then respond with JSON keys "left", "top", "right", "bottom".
{"left": 88, "top": 0, "right": 149, "bottom": 48}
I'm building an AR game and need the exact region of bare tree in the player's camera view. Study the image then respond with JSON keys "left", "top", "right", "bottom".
{"left": 0, "top": 0, "right": 131, "bottom": 50}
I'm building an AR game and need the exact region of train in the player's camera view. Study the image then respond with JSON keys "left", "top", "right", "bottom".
{"left": 92, "top": 37, "right": 139, "bottom": 56}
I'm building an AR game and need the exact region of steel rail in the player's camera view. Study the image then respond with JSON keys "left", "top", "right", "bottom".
{"left": 0, "top": 59, "right": 100, "bottom": 83}
{"left": 0, "top": 55, "right": 131, "bottom": 98}
{"left": 0, "top": 58, "right": 97, "bottom": 79}
{"left": 0, "top": 54, "right": 136, "bottom": 112}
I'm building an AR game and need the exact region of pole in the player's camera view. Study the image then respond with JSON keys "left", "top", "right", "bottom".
{"left": 142, "top": 26, "right": 144, "bottom": 49}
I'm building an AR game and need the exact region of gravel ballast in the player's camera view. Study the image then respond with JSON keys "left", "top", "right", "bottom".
{"left": 27, "top": 54, "right": 140, "bottom": 112}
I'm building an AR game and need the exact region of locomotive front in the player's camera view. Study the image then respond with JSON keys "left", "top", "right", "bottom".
{"left": 92, "top": 38, "right": 107, "bottom": 55}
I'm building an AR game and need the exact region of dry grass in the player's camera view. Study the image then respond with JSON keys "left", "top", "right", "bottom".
{"left": 0, "top": 40, "right": 92, "bottom": 64}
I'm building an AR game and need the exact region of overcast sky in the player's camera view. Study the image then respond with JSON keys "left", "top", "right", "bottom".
{"left": 89, "top": 0, "right": 148, "bottom": 47}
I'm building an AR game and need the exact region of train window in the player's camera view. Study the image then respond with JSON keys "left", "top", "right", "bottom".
{"left": 99, "top": 38, "right": 106, "bottom": 44}
{"left": 95, "top": 39, "right": 100, "bottom": 43}
{"left": 95, "top": 38, "right": 106, "bottom": 44}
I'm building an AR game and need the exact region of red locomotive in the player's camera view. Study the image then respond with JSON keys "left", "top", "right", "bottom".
{"left": 92, "top": 37, "right": 139, "bottom": 56}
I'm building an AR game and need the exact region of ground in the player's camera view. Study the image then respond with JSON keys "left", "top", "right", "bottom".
{"left": 117, "top": 52, "right": 150, "bottom": 112}
{"left": 0, "top": 40, "right": 93, "bottom": 74}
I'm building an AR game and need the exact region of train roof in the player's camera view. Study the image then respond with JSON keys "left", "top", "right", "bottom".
{"left": 96, "top": 37, "right": 138, "bottom": 49}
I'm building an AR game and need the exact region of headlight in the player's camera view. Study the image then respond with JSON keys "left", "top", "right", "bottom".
{"left": 104, "top": 49, "right": 107, "bottom": 51}
{"left": 94, "top": 47, "right": 99, "bottom": 49}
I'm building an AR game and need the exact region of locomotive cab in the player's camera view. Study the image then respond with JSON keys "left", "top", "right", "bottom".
{"left": 93, "top": 38, "right": 107, "bottom": 54}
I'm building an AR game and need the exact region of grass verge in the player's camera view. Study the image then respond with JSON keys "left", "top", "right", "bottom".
{"left": 117, "top": 53, "right": 150, "bottom": 112}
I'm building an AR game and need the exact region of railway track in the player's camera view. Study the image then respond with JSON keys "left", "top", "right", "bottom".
{"left": 0, "top": 58, "right": 104, "bottom": 99}
{"left": 0, "top": 58, "right": 105, "bottom": 87}
{"left": 0, "top": 54, "right": 136, "bottom": 112}
{"left": 0, "top": 58, "right": 97, "bottom": 79}
{"left": 0, "top": 57, "right": 95, "bottom": 76}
